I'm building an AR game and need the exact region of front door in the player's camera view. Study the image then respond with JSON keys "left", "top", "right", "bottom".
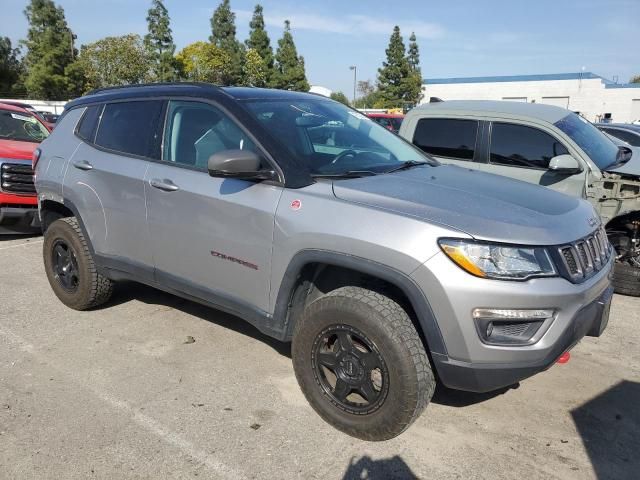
{"left": 144, "top": 100, "right": 283, "bottom": 313}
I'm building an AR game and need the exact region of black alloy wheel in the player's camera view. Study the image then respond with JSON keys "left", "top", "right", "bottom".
{"left": 51, "top": 239, "right": 80, "bottom": 292}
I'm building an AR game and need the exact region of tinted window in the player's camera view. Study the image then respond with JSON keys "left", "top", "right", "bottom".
{"left": 163, "top": 100, "right": 257, "bottom": 169}
{"left": 95, "top": 101, "right": 163, "bottom": 157}
{"left": 76, "top": 105, "right": 102, "bottom": 142}
{"left": 413, "top": 118, "right": 477, "bottom": 160}
{"left": 605, "top": 128, "right": 640, "bottom": 147}
{"left": 490, "top": 123, "right": 568, "bottom": 169}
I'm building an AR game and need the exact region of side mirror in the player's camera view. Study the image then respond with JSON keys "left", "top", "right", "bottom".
{"left": 207, "top": 149, "right": 277, "bottom": 181}
{"left": 548, "top": 154, "right": 582, "bottom": 174}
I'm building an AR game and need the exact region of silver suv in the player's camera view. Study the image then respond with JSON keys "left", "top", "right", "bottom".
{"left": 35, "top": 85, "right": 613, "bottom": 440}
{"left": 400, "top": 100, "right": 640, "bottom": 296}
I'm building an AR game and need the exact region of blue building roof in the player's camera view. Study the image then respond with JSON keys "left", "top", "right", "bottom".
{"left": 423, "top": 72, "right": 640, "bottom": 88}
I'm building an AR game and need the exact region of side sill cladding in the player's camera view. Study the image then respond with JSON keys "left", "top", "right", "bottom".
{"left": 272, "top": 249, "right": 448, "bottom": 355}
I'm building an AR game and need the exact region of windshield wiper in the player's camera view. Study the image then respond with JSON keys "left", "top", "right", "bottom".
{"left": 384, "top": 160, "right": 430, "bottom": 174}
{"left": 311, "top": 170, "right": 378, "bottom": 179}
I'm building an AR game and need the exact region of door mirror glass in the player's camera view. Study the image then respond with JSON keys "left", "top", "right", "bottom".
{"left": 548, "top": 154, "right": 582, "bottom": 174}
{"left": 208, "top": 149, "right": 276, "bottom": 181}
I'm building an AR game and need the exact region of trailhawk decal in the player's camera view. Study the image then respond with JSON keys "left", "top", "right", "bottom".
{"left": 210, "top": 250, "right": 259, "bottom": 271}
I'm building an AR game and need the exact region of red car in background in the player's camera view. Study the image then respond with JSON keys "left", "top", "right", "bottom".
{"left": 365, "top": 112, "right": 404, "bottom": 133}
{"left": 0, "top": 102, "right": 50, "bottom": 234}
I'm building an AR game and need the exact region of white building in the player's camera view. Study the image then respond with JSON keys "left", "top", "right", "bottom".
{"left": 421, "top": 72, "right": 640, "bottom": 123}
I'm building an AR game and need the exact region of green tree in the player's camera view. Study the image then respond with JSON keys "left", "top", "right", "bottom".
{"left": 209, "top": 0, "right": 244, "bottom": 85}
{"left": 22, "top": 0, "right": 79, "bottom": 99}
{"left": 175, "top": 41, "right": 231, "bottom": 84}
{"left": 245, "top": 4, "right": 274, "bottom": 83}
{"left": 243, "top": 48, "right": 267, "bottom": 86}
{"left": 404, "top": 32, "right": 423, "bottom": 105}
{"left": 144, "top": 0, "right": 176, "bottom": 82}
{"left": 376, "top": 25, "right": 411, "bottom": 107}
{"left": 78, "top": 34, "right": 151, "bottom": 91}
{"left": 271, "top": 20, "right": 309, "bottom": 91}
{"left": 0, "top": 37, "right": 24, "bottom": 95}
{"left": 330, "top": 91, "right": 350, "bottom": 106}
{"left": 631, "top": 75, "right": 640, "bottom": 83}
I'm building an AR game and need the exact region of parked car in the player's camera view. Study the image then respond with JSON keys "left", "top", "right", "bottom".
{"left": 35, "top": 85, "right": 612, "bottom": 440}
{"left": 400, "top": 101, "right": 640, "bottom": 296}
{"left": 365, "top": 112, "right": 404, "bottom": 133}
{"left": 37, "top": 111, "right": 60, "bottom": 126}
{"left": 596, "top": 123, "right": 640, "bottom": 147}
{"left": 0, "top": 102, "right": 49, "bottom": 234}
{"left": 0, "top": 101, "right": 56, "bottom": 130}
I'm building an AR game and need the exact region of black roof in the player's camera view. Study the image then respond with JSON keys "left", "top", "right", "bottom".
{"left": 65, "top": 83, "right": 325, "bottom": 110}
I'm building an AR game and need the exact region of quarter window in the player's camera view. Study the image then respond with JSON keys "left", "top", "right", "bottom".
{"left": 94, "top": 101, "right": 163, "bottom": 158}
{"left": 490, "top": 123, "right": 568, "bottom": 169}
{"left": 76, "top": 105, "right": 102, "bottom": 142}
{"left": 162, "top": 100, "right": 257, "bottom": 169}
{"left": 412, "top": 118, "right": 478, "bottom": 160}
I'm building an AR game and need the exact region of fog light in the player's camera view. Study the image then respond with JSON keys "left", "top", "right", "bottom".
{"left": 473, "top": 309, "right": 555, "bottom": 346}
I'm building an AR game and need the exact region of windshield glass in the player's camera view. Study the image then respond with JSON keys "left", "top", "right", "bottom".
{"left": 554, "top": 113, "right": 620, "bottom": 170}
{"left": 0, "top": 109, "right": 49, "bottom": 143}
{"left": 242, "top": 99, "right": 434, "bottom": 175}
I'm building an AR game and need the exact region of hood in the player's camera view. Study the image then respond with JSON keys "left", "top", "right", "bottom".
{"left": 332, "top": 165, "right": 598, "bottom": 245}
{"left": 0, "top": 139, "right": 38, "bottom": 161}
{"left": 605, "top": 145, "right": 640, "bottom": 177}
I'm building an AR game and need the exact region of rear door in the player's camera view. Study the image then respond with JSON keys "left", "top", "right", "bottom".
{"left": 144, "top": 99, "right": 282, "bottom": 313}
{"left": 64, "top": 100, "right": 163, "bottom": 280}
{"left": 477, "top": 121, "right": 586, "bottom": 196}
{"left": 411, "top": 117, "right": 483, "bottom": 168}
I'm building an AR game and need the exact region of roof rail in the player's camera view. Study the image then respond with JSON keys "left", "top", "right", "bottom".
{"left": 87, "top": 82, "right": 221, "bottom": 96}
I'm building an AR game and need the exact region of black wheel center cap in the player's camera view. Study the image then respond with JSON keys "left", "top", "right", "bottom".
{"left": 339, "top": 354, "right": 363, "bottom": 380}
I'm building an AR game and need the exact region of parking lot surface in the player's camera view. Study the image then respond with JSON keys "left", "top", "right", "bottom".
{"left": 0, "top": 234, "right": 638, "bottom": 480}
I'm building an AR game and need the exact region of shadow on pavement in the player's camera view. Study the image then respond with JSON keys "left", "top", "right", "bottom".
{"left": 342, "top": 456, "right": 418, "bottom": 480}
{"left": 105, "top": 281, "right": 292, "bottom": 358}
{"left": 0, "top": 233, "right": 41, "bottom": 242}
{"left": 571, "top": 380, "right": 639, "bottom": 480}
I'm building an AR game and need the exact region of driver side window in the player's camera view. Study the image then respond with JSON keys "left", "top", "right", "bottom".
{"left": 163, "top": 100, "right": 257, "bottom": 170}
{"left": 490, "top": 123, "right": 568, "bottom": 169}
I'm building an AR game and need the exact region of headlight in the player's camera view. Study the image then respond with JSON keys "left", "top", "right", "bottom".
{"left": 439, "top": 239, "right": 556, "bottom": 280}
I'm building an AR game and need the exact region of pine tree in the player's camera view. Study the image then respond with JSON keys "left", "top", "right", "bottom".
{"left": 209, "top": 0, "right": 244, "bottom": 85}
{"left": 376, "top": 25, "right": 411, "bottom": 107}
{"left": 144, "top": 0, "right": 176, "bottom": 82}
{"left": 22, "top": 0, "right": 79, "bottom": 99}
{"left": 245, "top": 4, "right": 273, "bottom": 83}
{"left": 243, "top": 48, "right": 267, "bottom": 87}
{"left": 0, "top": 37, "right": 24, "bottom": 95}
{"left": 404, "top": 32, "right": 423, "bottom": 105}
{"left": 271, "top": 20, "right": 309, "bottom": 92}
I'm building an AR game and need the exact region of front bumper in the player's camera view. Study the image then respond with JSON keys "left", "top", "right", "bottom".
{"left": 0, "top": 206, "right": 41, "bottom": 234}
{"left": 412, "top": 251, "right": 614, "bottom": 392}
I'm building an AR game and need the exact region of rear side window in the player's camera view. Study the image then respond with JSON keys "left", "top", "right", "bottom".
{"left": 490, "top": 123, "right": 568, "bottom": 169}
{"left": 94, "top": 101, "right": 163, "bottom": 158}
{"left": 76, "top": 105, "right": 102, "bottom": 142}
{"left": 412, "top": 118, "right": 478, "bottom": 160}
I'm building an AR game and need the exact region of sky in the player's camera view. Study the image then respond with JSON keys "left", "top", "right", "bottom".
{"left": 2, "top": 0, "right": 639, "bottom": 96}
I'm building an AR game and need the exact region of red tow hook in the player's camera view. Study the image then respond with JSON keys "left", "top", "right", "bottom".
{"left": 557, "top": 351, "right": 571, "bottom": 364}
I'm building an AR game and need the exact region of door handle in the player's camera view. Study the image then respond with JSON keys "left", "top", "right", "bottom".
{"left": 72, "top": 160, "right": 93, "bottom": 171}
{"left": 150, "top": 178, "right": 180, "bottom": 192}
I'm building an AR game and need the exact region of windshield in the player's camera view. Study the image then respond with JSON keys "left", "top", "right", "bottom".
{"left": 242, "top": 99, "right": 434, "bottom": 175}
{"left": 0, "top": 109, "right": 49, "bottom": 143}
{"left": 554, "top": 113, "right": 620, "bottom": 170}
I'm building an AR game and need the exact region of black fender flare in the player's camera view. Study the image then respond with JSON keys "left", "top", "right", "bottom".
{"left": 272, "top": 249, "right": 447, "bottom": 355}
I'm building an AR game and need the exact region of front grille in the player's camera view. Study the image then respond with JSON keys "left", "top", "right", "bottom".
{"left": 557, "top": 227, "right": 612, "bottom": 283}
{"left": 1, "top": 163, "right": 35, "bottom": 194}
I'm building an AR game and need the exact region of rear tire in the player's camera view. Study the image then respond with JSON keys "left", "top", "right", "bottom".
{"left": 292, "top": 286, "right": 435, "bottom": 441}
{"left": 43, "top": 217, "right": 114, "bottom": 310}
{"left": 612, "top": 261, "right": 640, "bottom": 297}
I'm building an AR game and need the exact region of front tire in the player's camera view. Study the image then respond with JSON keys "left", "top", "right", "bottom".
{"left": 292, "top": 286, "right": 435, "bottom": 441}
{"left": 612, "top": 261, "right": 640, "bottom": 297}
{"left": 43, "top": 217, "right": 114, "bottom": 310}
